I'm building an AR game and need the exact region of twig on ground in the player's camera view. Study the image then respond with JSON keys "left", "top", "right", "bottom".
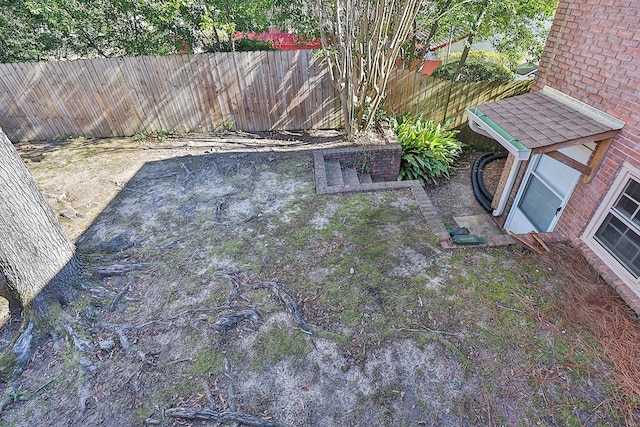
{"left": 399, "top": 326, "right": 462, "bottom": 338}
{"left": 495, "top": 303, "right": 522, "bottom": 313}
{"left": 398, "top": 327, "right": 471, "bottom": 369}
{"left": 110, "top": 180, "right": 138, "bottom": 192}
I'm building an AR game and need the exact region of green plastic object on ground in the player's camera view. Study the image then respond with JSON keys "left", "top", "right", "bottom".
{"left": 450, "top": 234, "right": 487, "bottom": 245}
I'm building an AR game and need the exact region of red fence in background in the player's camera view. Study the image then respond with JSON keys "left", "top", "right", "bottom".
{"left": 234, "top": 32, "right": 321, "bottom": 51}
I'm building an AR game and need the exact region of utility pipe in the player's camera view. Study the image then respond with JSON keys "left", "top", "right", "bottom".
{"left": 472, "top": 152, "right": 494, "bottom": 212}
{"left": 492, "top": 155, "right": 523, "bottom": 217}
{"left": 478, "top": 153, "right": 508, "bottom": 201}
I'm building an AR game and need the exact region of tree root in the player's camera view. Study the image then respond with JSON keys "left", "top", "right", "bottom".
{"left": 0, "top": 309, "right": 95, "bottom": 381}
{"left": 223, "top": 357, "right": 241, "bottom": 427}
{"left": 259, "top": 282, "right": 339, "bottom": 339}
{"left": 0, "top": 307, "right": 51, "bottom": 382}
{"left": 64, "top": 324, "right": 93, "bottom": 352}
{"left": 164, "top": 408, "right": 288, "bottom": 427}
{"left": 100, "top": 305, "right": 234, "bottom": 352}
{"left": 213, "top": 309, "right": 261, "bottom": 333}
{"left": 109, "top": 282, "right": 131, "bottom": 312}
{"left": 95, "top": 263, "right": 147, "bottom": 276}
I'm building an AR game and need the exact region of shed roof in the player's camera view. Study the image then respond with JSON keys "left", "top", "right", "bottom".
{"left": 467, "top": 86, "right": 625, "bottom": 161}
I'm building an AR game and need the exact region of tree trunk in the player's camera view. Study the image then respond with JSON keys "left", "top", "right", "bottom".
{"left": 317, "top": 0, "right": 423, "bottom": 136}
{"left": 0, "top": 128, "right": 76, "bottom": 307}
{"left": 452, "top": 32, "right": 475, "bottom": 82}
{"left": 418, "top": 0, "right": 454, "bottom": 63}
{"left": 452, "top": 2, "right": 488, "bottom": 82}
{"left": 0, "top": 127, "right": 84, "bottom": 380}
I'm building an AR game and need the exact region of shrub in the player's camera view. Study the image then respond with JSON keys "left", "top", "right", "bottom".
{"left": 391, "top": 115, "right": 464, "bottom": 184}
{"left": 444, "top": 50, "right": 514, "bottom": 70}
{"left": 433, "top": 50, "right": 514, "bottom": 82}
{"left": 204, "top": 37, "right": 276, "bottom": 53}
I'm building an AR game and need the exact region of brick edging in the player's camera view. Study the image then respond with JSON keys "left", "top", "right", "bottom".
{"left": 313, "top": 147, "right": 529, "bottom": 250}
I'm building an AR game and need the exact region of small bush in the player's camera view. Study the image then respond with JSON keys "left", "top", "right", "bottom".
{"left": 433, "top": 51, "right": 514, "bottom": 82}
{"left": 444, "top": 50, "right": 514, "bottom": 70}
{"left": 204, "top": 37, "right": 276, "bottom": 53}
{"left": 391, "top": 115, "right": 463, "bottom": 184}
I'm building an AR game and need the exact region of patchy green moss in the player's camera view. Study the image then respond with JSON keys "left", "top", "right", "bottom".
{"left": 252, "top": 325, "right": 313, "bottom": 371}
{"left": 189, "top": 348, "right": 226, "bottom": 376}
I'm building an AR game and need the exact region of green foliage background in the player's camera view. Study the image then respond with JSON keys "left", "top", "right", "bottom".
{"left": 433, "top": 51, "right": 515, "bottom": 82}
{"left": 0, "top": 0, "right": 315, "bottom": 62}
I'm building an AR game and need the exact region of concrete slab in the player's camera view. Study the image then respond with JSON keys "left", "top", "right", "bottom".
{"left": 454, "top": 214, "right": 504, "bottom": 239}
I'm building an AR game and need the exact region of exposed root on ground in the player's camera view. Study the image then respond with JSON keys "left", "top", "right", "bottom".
{"left": 100, "top": 305, "right": 234, "bottom": 352}
{"left": 165, "top": 407, "right": 288, "bottom": 426}
{"left": 109, "top": 282, "right": 131, "bottom": 312}
{"left": 259, "top": 281, "right": 338, "bottom": 338}
{"left": 0, "top": 256, "right": 87, "bottom": 382}
{"left": 213, "top": 309, "right": 261, "bottom": 333}
{"left": 0, "top": 254, "right": 144, "bottom": 383}
{"left": 95, "top": 263, "right": 148, "bottom": 276}
{"left": 167, "top": 355, "right": 288, "bottom": 427}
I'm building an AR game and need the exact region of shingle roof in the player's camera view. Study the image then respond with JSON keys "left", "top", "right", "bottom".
{"left": 475, "top": 90, "right": 621, "bottom": 151}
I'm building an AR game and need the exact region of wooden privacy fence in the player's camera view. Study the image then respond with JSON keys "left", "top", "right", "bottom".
{"left": 385, "top": 68, "right": 533, "bottom": 128}
{"left": 0, "top": 50, "right": 341, "bottom": 142}
{"left": 0, "top": 51, "right": 532, "bottom": 142}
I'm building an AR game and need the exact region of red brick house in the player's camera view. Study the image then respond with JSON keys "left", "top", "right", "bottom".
{"left": 467, "top": 0, "right": 640, "bottom": 311}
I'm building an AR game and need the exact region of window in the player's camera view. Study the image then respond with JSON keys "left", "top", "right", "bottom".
{"left": 519, "top": 175, "right": 562, "bottom": 232}
{"left": 584, "top": 163, "right": 640, "bottom": 287}
{"left": 593, "top": 179, "right": 640, "bottom": 277}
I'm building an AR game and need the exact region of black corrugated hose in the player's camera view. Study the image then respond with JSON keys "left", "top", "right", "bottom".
{"left": 471, "top": 152, "right": 508, "bottom": 212}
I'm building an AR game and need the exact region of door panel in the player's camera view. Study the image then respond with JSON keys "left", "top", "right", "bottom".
{"left": 506, "top": 153, "right": 581, "bottom": 234}
{"left": 519, "top": 175, "right": 562, "bottom": 231}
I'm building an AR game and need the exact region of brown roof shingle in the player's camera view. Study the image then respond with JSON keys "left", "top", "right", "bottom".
{"left": 476, "top": 91, "right": 618, "bottom": 150}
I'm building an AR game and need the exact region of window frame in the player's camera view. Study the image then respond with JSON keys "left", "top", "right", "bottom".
{"left": 583, "top": 162, "right": 640, "bottom": 288}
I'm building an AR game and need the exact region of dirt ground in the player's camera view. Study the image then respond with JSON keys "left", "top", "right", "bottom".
{"left": 423, "top": 152, "right": 505, "bottom": 230}
{"left": 0, "top": 132, "right": 630, "bottom": 426}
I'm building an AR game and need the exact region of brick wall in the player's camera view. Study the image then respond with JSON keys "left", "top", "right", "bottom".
{"left": 323, "top": 145, "right": 402, "bottom": 182}
{"left": 532, "top": 0, "right": 640, "bottom": 239}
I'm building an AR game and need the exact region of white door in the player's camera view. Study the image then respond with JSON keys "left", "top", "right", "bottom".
{"left": 505, "top": 153, "right": 582, "bottom": 234}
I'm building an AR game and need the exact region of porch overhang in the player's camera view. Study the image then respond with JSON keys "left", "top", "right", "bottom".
{"left": 467, "top": 107, "right": 532, "bottom": 161}
{"left": 467, "top": 86, "right": 625, "bottom": 181}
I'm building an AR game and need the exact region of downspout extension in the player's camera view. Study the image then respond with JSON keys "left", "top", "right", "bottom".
{"left": 492, "top": 156, "right": 522, "bottom": 217}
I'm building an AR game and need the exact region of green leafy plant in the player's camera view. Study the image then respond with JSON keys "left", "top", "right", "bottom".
{"left": 204, "top": 36, "right": 277, "bottom": 53}
{"left": 133, "top": 130, "right": 174, "bottom": 142}
{"left": 156, "top": 129, "right": 174, "bottom": 141}
{"left": 133, "top": 131, "right": 149, "bottom": 141}
{"left": 433, "top": 51, "right": 514, "bottom": 82}
{"left": 391, "top": 115, "right": 463, "bottom": 184}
